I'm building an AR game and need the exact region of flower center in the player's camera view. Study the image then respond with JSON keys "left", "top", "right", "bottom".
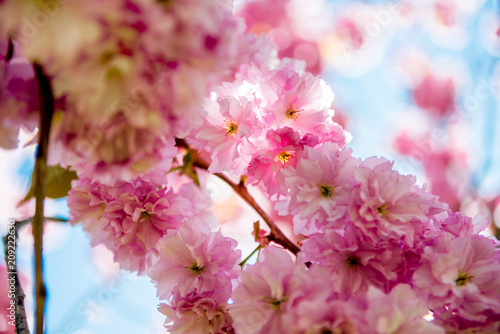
{"left": 318, "top": 183, "right": 334, "bottom": 198}
{"left": 185, "top": 262, "right": 204, "bottom": 276}
{"left": 285, "top": 106, "right": 303, "bottom": 120}
{"left": 264, "top": 296, "right": 287, "bottom": 311}
{"left": 376, "top": 203, "right": 389, "bottom": 217}
{"left": 455, "top": 271, "right": 474, "bottom": 286}
{"left": 277, "top": 151, "right": 293, "bottom": 164}
{"left": 345, "top": 254, "right": 361, "bottom": 270}
{"left": 223, "top": 120, "right": 238, "bottom": 136}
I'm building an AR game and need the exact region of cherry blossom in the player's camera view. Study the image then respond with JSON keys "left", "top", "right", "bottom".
{"left": 148, "top": 218, "right": 240, "bottom": 302}
{"left": 276, "top": 144, "right": 360, "bottom": 235}
{"left": 159, "top": 292, "right": 234, "bottom": 334}
{"left": 349, "top": 156, "right": 445, "bottom": 246}
{"left": 302, "top": 226, "right": 406, "bottom": 298}
{"left": 413, "top": 234, "right": 500, "bottom": 328}
{"left": 363, "top": 284, "right": 444, "bottom": 334}
{"left": 68, "top": 168, "right": 213, "bottom": 274}
{"left": 245, "top": 127, "right": 319, "bottom": 197}
{"left": 0, "top": 40, "right": 39, "bottom": 149}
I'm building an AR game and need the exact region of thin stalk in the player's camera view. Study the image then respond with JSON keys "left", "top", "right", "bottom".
{"left": 32, "top": 63, "right": 55, "bottom": 334}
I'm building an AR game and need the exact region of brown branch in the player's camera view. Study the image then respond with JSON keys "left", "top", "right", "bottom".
{"left": 4, "top": 37, "right": 14, "bottom": 61}
{"left": 3, "top": 220, "right": 30, "bottom": 334}
{"left": 183, "top": 143, "right": 300, "bottom": 255}
{"left": 32, "top": 63, "right": 55, "bottom": 334}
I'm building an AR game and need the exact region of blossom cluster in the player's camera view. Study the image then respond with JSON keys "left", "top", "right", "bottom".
{"left": 1, "top": 0, "right": 499, "bottom": 333}
{"left": 1, "top": 0, "right": 267, "bottom": 182}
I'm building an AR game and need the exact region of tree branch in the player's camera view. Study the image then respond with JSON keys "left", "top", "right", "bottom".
{"left": 175, "top": 139, "right": 300, "bottom": 255}
{"left": 4, "top": 37, "right": 14, "bottom": 61}
{"left": 32, "top": 63, "right": 55, "bottom": 334}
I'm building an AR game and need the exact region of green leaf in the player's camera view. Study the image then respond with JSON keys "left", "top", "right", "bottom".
{"left": 183, "top": 150, "right": 193, "bottom": 166}
{"left": 18, "top": 164, "right": 78, "bottom": 206}
{"left": 167, "top": 150, "right": 201, "bottom": 187}
{"left": 185, "top": 167, "right": 200, "bottom": 187}
{"left": 253, "top": 220, "right": 260, "bottom": 242}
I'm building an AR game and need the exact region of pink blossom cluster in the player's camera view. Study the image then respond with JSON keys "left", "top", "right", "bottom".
{"left": 190, "top": 59, "right": 346, "bottom": 178}
{"left": 189, "top": 53, "right": 500, "bottom": 330}
{"left": 230, "top": 247, "right": 445, "bottom": 334}
{"left": 0, "top": 0, "right": 267, "bottom": 182}
{"left": 0, "top": 39, "right": 39, "bottom": 149}
{"left": 67, "top": 158, "right": 217, "bottom": 274}
{"left": 229, "top": 141, "right": 500, "bottom": 331}
{"left": 150, "top": 219, "right": 240, "bottom": 334}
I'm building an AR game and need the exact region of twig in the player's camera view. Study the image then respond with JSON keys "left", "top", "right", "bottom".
{"left": 175, "top": 139, "right": 300, "bottom": 255}
{"left": 5, "top": 37, "right": 14, "bottom": 61}
{"left": 209, "top": 169, "right": 300, "bottom": 254}
{"left": 3, "top": 221, "right": 30, "bottom": 334}
{"left": 32, "top": 63, "right": 55, "bottom": 334}
{"left": 12, "top": 217, "right": 68, "bottom": 227}
{"left": 239, "top": 244, "right": 261, "bottom": 268}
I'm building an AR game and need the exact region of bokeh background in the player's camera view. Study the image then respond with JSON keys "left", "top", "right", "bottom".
{"left": 1, "top": 0, "right": 499, "bottom": 333}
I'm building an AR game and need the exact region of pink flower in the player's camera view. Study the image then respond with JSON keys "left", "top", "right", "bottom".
{"left": 432, "top": 306, "right": 500, "bottom": 333}
{"left": 192, "top": 95, "right": 262, "bottom": 175}
{"left": 0, "top": 40, "right": 39, "bottom": 149}
{"left": 349, "top": 157, "right": 445, "bottom": 246}
{"left": 245, "top": 127, "right": 319, "bottom": 197}
{"left": 230, "top": 247, "right": 364, "bottom": 333}
{"left": 159, "top": 291, "right": 234, "bottom": 334}
{"left": 148, "top": 219, "right": 241, "bottom": 302}
{"left": 276, "top": 144, "right": 360, "bottom": 235}
{"left": 363, "top": 284, "right": 444, "bottom": 334}
{"left": 280, "top": 264, "right": 365, "bottom": 334}
{"left": 281, "top": 298, "right": 361, "bottom": 334}
{"left": 54, "top": 112, "right": 177, "bottom": 185}
{"left": 302, "top": 227, "right": 406, "bottom": 298}
{"left": 229, "top": 247, "right": 296, "bottom": 334}
{"left": 68, "top": 169, "right": 211, "bottom": 274}
{"left": 413, "top": 234, "right": 500, "bottom": 326}
{"left": 259, "top": 65, "right": 339, "bottom": 143}
{"left": 2, "top": 0, "right": 274, "bottom": 179}
{"left": 100, "top": 187, "right": 186, "bottom": 273}
{"left": 434, "top": 211, "right": 490, "bottom": 239}
{"left": 412, "top": 74, "right": 456, "bottom": 118}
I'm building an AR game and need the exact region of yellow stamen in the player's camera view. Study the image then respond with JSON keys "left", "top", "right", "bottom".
{"left": 263, "top": 297, "right": 287, "bottom": 311}
{"left": 285, "top": 106, "right": 303, "bottom": 120}
{"left": 455, "top": 271, "right": 474, "bottom": 286}
{"left": 377, "top": 203, "right": 389, "bottom": 217}
{"left": 185, "top": 262, "right": 204, "bottom": 276}
{"left": 277, "top": 151, "right": 293, "bottom": 164}
{"left": 223, "top": 120, "right": 238, "bottom": 136}
{"left": 318, "top": 183, "right": 334, "bottom": 198}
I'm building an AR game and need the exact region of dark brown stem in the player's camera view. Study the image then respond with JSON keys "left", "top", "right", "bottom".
{"left": 32, "top": 63, "right": 55, "bottom": 334}
{"left": 3, "top": 220, "right": 30, "bottom": 334}
{"left": 187, "top": 145, "right": 300, "bottom": 255}
{"left": 5, "top": 37, "right": 14, "bottom": 61}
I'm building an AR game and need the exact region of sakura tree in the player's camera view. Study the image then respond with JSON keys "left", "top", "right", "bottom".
{"left": 1, "top": 0, "right": 499, "bottom": 333}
